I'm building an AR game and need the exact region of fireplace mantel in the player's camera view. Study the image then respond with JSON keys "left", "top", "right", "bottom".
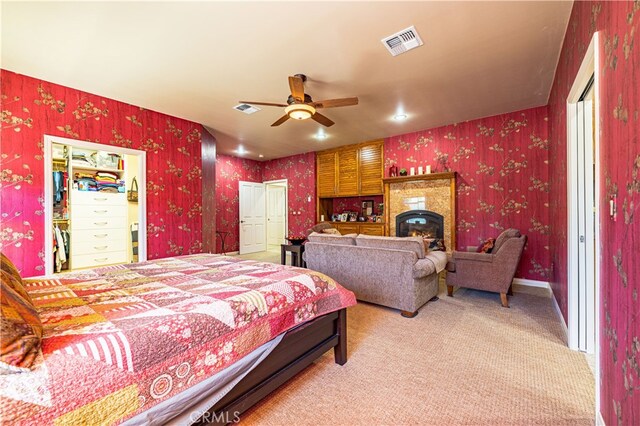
{"left": 382, "top": 171, "right": 456, "bottom": 185}
{"left": 383, "top": 172, "right": 456, "bottom": 251}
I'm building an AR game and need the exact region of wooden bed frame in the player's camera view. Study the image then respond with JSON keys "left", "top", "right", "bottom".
{"left": 193, "top": 308, "right": 347, "bottom": 425}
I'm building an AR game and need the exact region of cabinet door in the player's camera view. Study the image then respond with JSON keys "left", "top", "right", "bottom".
{"left": 336, "top": 223, "right": 359, "bottom": 235}
{"left": 359, "top": 141, "right": 384, "bottom": 195}
{"left": 359, "top": 224, "right": 385, "bottom": 236}
{"left": 317, "top": 152, "right": 337, "bottom": 197}
{"left": 337, "top": 148, "right": 359, "bottom": 196}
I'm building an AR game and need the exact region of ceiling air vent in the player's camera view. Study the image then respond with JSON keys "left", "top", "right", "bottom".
{"left": 381, "top": 26, "right": 423, "bottom": 57}
{"left": 233, "top": 103, "right": 261, "bottom": 114}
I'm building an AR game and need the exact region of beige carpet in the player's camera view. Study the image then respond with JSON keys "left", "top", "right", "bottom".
{"left": 239, "top": 284, "right": 595, "bottom": 425}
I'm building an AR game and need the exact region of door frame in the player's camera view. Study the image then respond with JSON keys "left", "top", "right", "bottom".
{"left": 264, "top": 179, "right": 288, "bottom": 246}
{"left": 565, "top": 32, "right": 601, "bottom": 417}
{"left": 43, "top": 135, "right": 147, "bottom": 276}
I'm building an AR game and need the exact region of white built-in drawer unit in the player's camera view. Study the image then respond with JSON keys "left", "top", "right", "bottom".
{"left": 71, "top": 190, "right": 128, "bottom": 270}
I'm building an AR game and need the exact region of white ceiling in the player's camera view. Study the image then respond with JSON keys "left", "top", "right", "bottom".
{"left": 1, "top": 1, "right": 572, "bottom": 160}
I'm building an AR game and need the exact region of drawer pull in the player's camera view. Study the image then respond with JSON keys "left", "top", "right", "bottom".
{"left": 94, "top": 222, "right": 108, "bottom": 226}
{"left": 94, "top": 234, "right": 108, "bottom": 238}
{"left": 94, "top": 210, "right": 108, "bottom": 213}
{"left": 94, "top": 257, "right": 108, "bottom": 262}
{"left": 94, "top": 197, "right": 107, "bottom": 201}
{"left": 94, "top": 246, "right": 108, "bottom": 250}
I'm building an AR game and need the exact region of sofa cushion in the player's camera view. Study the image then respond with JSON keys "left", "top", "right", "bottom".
{"left": 307, "top": 232, "right": 356, "bottom": 246}
{"left": 322, "top": 228, "right": 341, "bottom": 235}
{"left": 355, "top": 235, "right": 425, "bottom": 259}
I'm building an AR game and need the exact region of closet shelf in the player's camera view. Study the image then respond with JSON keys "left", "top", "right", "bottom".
{"left": 71, "top": 163, "right": 124, "bottom": 173}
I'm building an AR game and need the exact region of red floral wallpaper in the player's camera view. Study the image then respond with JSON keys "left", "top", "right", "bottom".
{"left": 547, "top": 1, "right": 639, "bottom": 423}
{"left": 0, "top": 70, "right": 204, "bottom": 277}
{"left": 262, "top": 152, "right": 316, "bottom": 237}
{"left": 214, "top": 154, "right": 262, "bottom": 253}
{"left": 214, "top": 152, "right": 316, "bottom": 253}
{"left": 385, "top": 106, "right": 550, "bottom": 281}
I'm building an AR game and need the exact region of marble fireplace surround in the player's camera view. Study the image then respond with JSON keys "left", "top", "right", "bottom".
{"left": 383, "top": 172, "right": 457, "bottom": 253}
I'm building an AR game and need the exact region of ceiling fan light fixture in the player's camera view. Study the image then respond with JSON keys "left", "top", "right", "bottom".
{"left": 285, "top": 103, "right": 316, "bottom": 120}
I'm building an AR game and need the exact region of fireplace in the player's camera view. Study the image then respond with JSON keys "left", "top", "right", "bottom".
{"left": 395, "top": 210, "right": 444, "bottom": 238}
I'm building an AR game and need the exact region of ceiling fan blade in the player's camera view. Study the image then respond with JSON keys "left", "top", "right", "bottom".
{"left": 288, "top": 76, "right": 305, "bottom": 103}
{"left": 239, "top": 101, "right": 288, "bottom": 107}
{"left": 271, "top": 114, "right": 291, "bottom": 127}
{"left": 312, "top": 97, "right": 359, "bottom": 109}
{"left": 311, "top": 112, "right": 335, "bottom": 127}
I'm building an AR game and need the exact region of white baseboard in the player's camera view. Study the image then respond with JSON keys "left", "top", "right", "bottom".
{"left": 512, "top": 277, "right": 550, "bottom": 289}
{"left": 551, "top": 285, "right": 568, "bottom": 343}
{"left": 596, "top": 410, "right": 605, "bottom": 425}
{"left": 222, "top": 251, "right": 239, "bottom": 255}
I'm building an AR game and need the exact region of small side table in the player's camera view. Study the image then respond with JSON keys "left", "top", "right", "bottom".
{"left": 216, "top": 230, "right": 230, "bottom": 255}
{"left": 281, "top": 244, "right": 306, "bottom": 268}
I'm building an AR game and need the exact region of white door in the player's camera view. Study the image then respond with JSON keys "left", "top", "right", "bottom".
{"left": 568, "top": 85, "right": 596, "bottom": 353}
{"left": 266, "top": 185, "right": 286, "bottom": 245}
{"left": 239, "top": 181, "right": 266, "bottom": 254}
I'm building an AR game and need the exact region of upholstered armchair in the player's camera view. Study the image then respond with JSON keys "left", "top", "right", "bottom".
{"left": 445, "top": 229, "right": 527, "bottom": 307}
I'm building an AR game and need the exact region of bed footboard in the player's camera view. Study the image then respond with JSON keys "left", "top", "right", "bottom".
{"left": 194, "top": 308, "right": 348, "bottom": 425}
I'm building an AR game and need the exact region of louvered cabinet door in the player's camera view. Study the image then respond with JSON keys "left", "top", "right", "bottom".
{"left": 359, "top": 141, "right": 384, "bottom": 195}
{"left": 336, "top": 148, "right": 359, "bottom": 196}
{"left": 316, "top": 151, "right": 337, "bottom": 197}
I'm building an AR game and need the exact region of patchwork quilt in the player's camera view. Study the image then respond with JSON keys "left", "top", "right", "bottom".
{"left": 0, "top": 254, "right": 356, "bottom": 425}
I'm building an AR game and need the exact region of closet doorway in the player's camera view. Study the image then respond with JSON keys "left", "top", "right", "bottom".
{"left": 43, "top": 135, "right": 147, "bottom": 275}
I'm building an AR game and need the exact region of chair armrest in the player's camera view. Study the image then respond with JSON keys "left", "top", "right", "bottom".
{"left": 413, "top": 258, "right": 436, "bottom": 279}
{"left": 452, "top": 251, "right": 494, "bottom": 263}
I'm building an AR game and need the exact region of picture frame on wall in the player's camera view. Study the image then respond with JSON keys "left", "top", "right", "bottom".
{"left": 362, "top": 200, "right": 374, "bottom": 216}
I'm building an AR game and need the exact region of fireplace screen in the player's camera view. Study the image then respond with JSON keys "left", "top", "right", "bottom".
{"left": 396, "top": 210, "right": 444, "bottom": 238}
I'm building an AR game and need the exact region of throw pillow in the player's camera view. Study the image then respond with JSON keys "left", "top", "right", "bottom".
{"left": 0, "top": 253, "right": 32, "bottom": 304}
{"left": 477, "top": 238, "right": 496, "bottom": 253}
{"left": 422, "top": 237, "right": 434, "bottom": 253}
{"left": 1, "top": 270, "right": 43, "bottom": 372}
{"left": 322, "top": 228, "right": 341, "bottom": 235}
{"left": 429, "top": 238, "right": 446, "bottom": 252}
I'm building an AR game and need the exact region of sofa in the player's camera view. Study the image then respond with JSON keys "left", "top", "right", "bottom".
{"left": 304, "top": 233, "right": 447, "bottom": 317}
{"left": 445, "top": 228, "right": 527, "bottom": 307}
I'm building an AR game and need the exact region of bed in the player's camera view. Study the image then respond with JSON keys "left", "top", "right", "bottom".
{"left": 0, "top": 253, "right": 356, "bottom": 424}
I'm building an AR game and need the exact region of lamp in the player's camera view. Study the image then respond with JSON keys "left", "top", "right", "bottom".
{"left": 285, "top": 103, "right": 316, "bottom": 120}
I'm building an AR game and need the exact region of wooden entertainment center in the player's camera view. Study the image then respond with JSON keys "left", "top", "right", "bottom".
{"left": 315, "top": 140, "right": 385, "bottom": 235}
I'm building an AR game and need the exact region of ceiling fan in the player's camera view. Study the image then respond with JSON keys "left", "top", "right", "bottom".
{"left": 240, "top": 74, "right": 358, "bottom": 127}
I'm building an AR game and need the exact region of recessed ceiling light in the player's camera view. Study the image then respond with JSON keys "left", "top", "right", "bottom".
{"left": 314, "top": 131, "right": 328, "bottom": 140}
{"left": 258, "top": 154, "right": 264, "bottom": 158}
{"left": 236, "top": 146, "right": 247, "bottom": 155}
{"left": 393, "top": 114, "right": 408, "bottom": 121}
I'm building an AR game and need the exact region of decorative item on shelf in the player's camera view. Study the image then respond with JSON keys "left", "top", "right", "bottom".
{"left": 361, "top": 200, "right": 374, "bottom": 216}
{"left": 127, "top": 177, "right": 139, "bottom": 203}
{"left": 375, "top": 216, "right": 383, "bottom": 223}
{"left": 348, "top": 212, "right": 358, "bottom": 222}
{"left": 378, "top": 203, "right": 384, "bottom": 215}
{"left": 286, "top": 235, "right": 306, "bottom": 245}
{"left": 331, "top": 214, "right": 340, "bottom": 222}
{"left": 389, "top": 165, "right": 398, "bottom": 177}
{"left": 426, "top": 165, "right": 431, "bottom": 174}
{"left": 368, "top": 215, "right": 377, "bottom": 222}
{"left": 358, "top": 216, "right": 366, "bottom": 222}
{"left": 410, "top": 167, "right": 415, "bottom": 176}
{"left": 340, "top": 213, "right": 349, "bottom": 222}
{"left": 399, "top": 168, "right": 408, "bottom": 176}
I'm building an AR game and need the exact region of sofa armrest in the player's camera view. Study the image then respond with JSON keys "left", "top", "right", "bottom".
{"left": 452, "top": 251, "right": 494, "bottom": 263}
{"left": 413, "top": 258, "right": 436, "bottom": 279}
